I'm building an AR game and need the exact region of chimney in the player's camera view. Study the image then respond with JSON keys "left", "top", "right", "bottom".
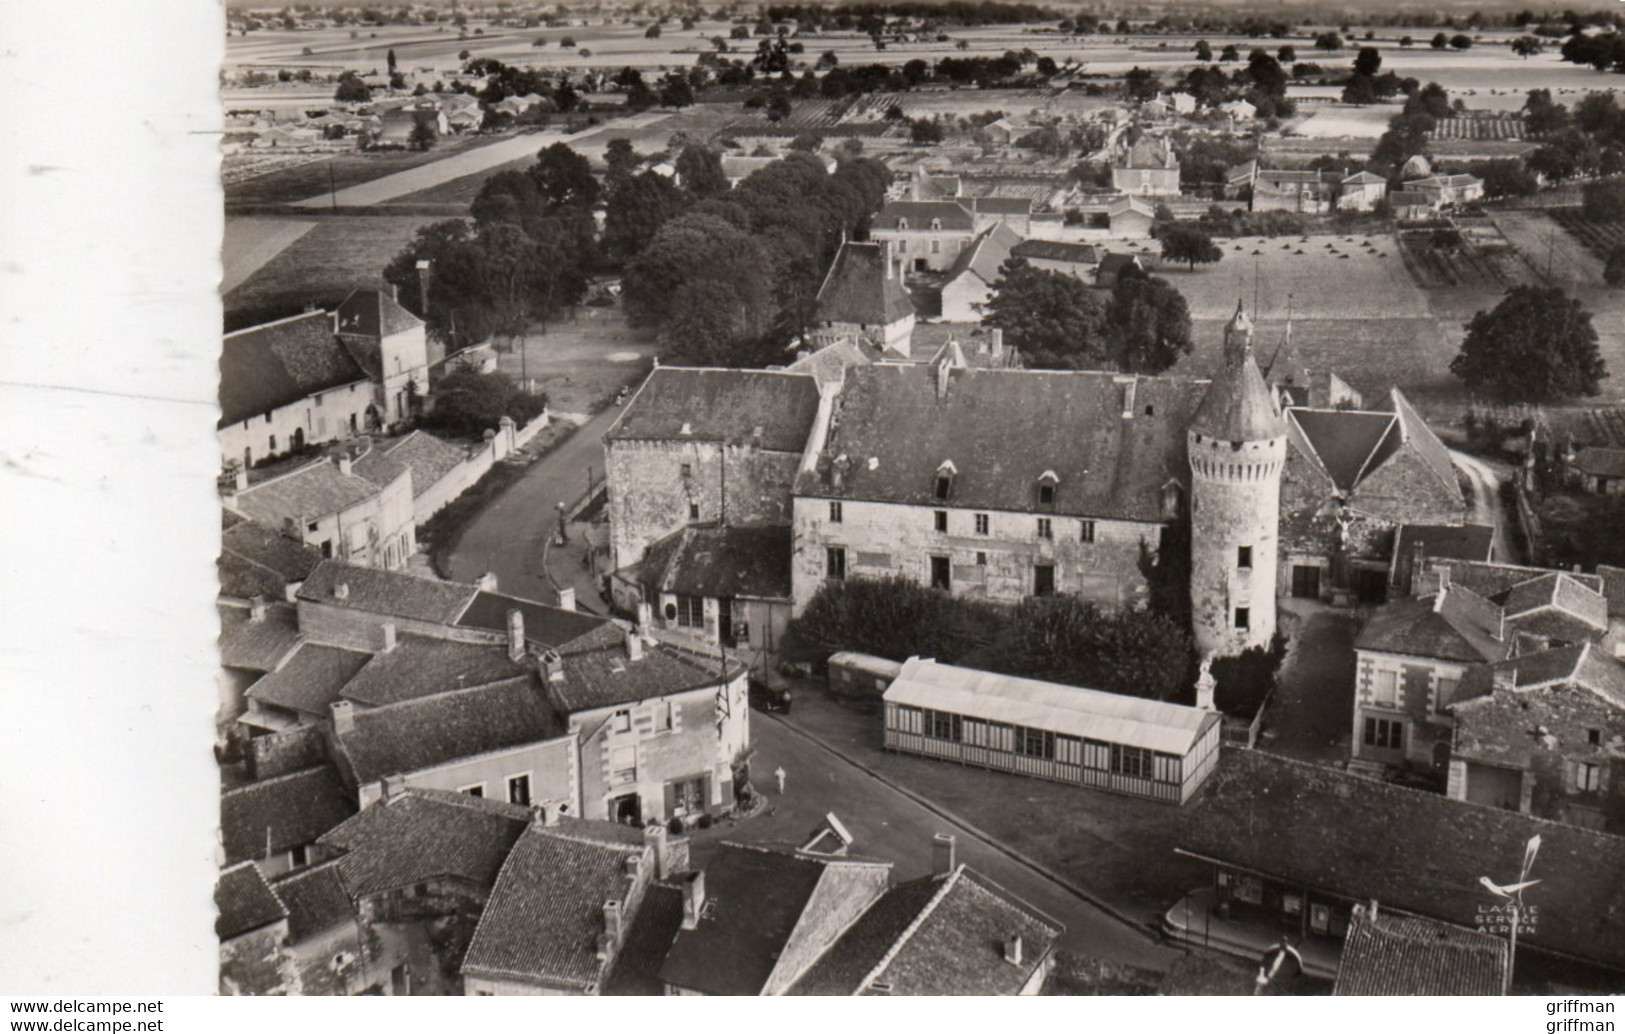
{"left": 330, "top": 699, "right": 355, "bottom": 735}
{"left": 602, "top": 899, "right": 624, "bottom": 946}
{"left": 884, "top": 239, "right": 895, "bottom": 280}
{"left": 415, "top": 260, "right": 432, "bottom": 317}
{"left": 626, "top": 629, "right": 644, "bottom": 663}
{"left": 557, "top": 587, "right": 577, "bottom": 612}
{"left": 539, "top": 648, "right": 564, "bottom": 683}
{"left": 1003, "top": 934, "right": 1024, "bottom": 966}
{"left": 636, "top": 601, "right": 653, "bottom": 640}
{"left": 595, "top": 931, "right": 614, "bottom": 962}
{"left": 478, "top": 571, "right": 499, "bottom": 592}
{"left": 932, "top": 833, "right": 956, "bottom": 876}
{"left": 506, "top": 608, "right": 525, "bottom": 661}
{"left": 248, "top": 595, "right": 267, "bottom": 623}
{"left": 334, "top": 581, "right": 350, "bottom": 601}
{"left": 335, "top": 452, "right": 353, "bottom": 477}
{"left": 380, "top": 621, "right": 397, "bottom": 653}
{"left": 681, "top": 871, "right": 706, "bottom": 930}
{"left": 1411, "top": 540, "right": 1427, "bottom": 592}
{"left": 1493, "top": 666, "right": 1517, "bottom": 692}
{"left": 643, "top": 824, "right": 670, "bottom": 879}
{"left": 381, "top": 773, "right": 406, "bottom": 802}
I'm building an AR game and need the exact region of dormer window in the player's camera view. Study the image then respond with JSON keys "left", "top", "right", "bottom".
{"left": 930, "top": 218, "right": 942, "bottom": 230}
{"left": 898, "top": 217, "right": 909, "bottom": 230}
{"left": 934, "top": 460, "right": 957, "bottom": 501}
{"left": 1036, "top": 471, "right": 1059, "bottom": 509}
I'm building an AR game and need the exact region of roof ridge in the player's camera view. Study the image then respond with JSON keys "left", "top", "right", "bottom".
{"left": 223, "top": 310, "right": 329, "bottom": 339}
{"left": 348, "top": 672, "right": 537, "bottom": 718}
{"left": 853, "top": 867, "right": 961, "bottom": 993}
{"left": 220, "top": 764, "right": 332, "bottom": 797}
{"left": 956, "top": 866, "right": 1065, "bottom": 935}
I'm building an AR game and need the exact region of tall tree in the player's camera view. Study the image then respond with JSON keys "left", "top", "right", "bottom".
{"left": 675, "top": 144, "right": 729, "bottom": 197}
{"left": 1107, "top": 272, "right": 1193, "bottom": 374}
{"left": 1451, "top": 286, "right": 1608, "bottom": 402}
{"left": 529, "top": 142, "right": 600, "bottom": 211}
{"left": 604, "top": 170, "right": 689, "bottom": 264}
{"left": 1159, "top": 226, "right": 1223, "bottom": 270}
{"left": 983, "top": 259, "right": 1110, "bottom": 370}
{"left": 1353, "top": 45, "right": 1382, "bottom": 77}
{"left": 604, "top": 137, "right": 640, "bottom": 188}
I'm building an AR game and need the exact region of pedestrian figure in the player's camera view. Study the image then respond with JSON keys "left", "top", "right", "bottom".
{"left": 774, "top": 766, "right": 786, "bottom": 795}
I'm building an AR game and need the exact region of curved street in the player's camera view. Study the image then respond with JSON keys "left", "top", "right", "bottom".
{"left": 1449, "top": 449, "right": 1520, "bottom": 565}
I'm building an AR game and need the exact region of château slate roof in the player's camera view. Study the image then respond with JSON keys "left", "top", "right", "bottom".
{"left": 1190, "top": 308, "right": 1286, "bottom": 444}
{"left": 814, "top": 241, "right": 914, "bottom": 326}
{"left": 800, "top": 364, "right": 1206, "bottom": 523}
{"left": 219, "top": 312, "right": 370, "bottom": 428}
{"left": 215, "top": 862, "right": 288, "bottom": 940}
{"left": 220, "top": 765, "right": 356, "bottom": 867}
{"left": 875, "top": 200, "right": 976, "bottom": 232}
{"left": 461, "top": 823, "right": 650, "bottom": 991}
{"left": 1333, "top": 908, "right": 1507, "bottom": 996}
{"left": 337, "top": 675, "right": 565, "bottom": 785}
{"left": 1288, "top": 410, "right": 1398, "bottom": 491}
{"left": 607, "top": 367, "right": 822, "bottom": 453}
{"left": 1180, "top": 748, "right": 1625, "bottom": 971}
{"left": 318, "top": 788, "right": 533, "bottom": 898}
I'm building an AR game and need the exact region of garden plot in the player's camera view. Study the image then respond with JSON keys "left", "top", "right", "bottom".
{"left": 1289, "top": 103, "right": 1394, "bottom": 140}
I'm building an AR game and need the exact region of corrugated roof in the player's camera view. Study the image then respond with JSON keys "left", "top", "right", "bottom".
{"left": 801, "top": 365, "right": 1205, "bottom": 523}
{"left": 1333, "top": 908, "right": 1507, "bottom": 996}
{"left": 219, "top": 312, "right": 370, "bottom": 428}
{"left": 814, "top": 241, "right": 914, "bottom": 327}
{"left": 337, "top": 675, "right": 565, "bottom": 785}
{"left": 220, "top": 765, "right": 357, "bottom": 866}
{"left": 461, "top": 824, "right": 648, "bottom": 990}
{"left": 606, "top": 367, "right": 822, "bottom": 453}
{"left": 883, "top": 657, "right": 1218, "bottom": 755}
{"left": 1182, "top": 748, "right": 1625, "bottom": 971}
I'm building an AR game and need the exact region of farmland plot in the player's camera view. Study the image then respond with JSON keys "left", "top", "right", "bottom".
{"left": 223, "top": 215, "right": 436, "bottom": 329}
{"left": 1156, "top": 234, "right": 1429, "bottom": 321}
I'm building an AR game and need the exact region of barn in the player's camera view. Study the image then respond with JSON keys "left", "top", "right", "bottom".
{"left": 881, "top": 657, "right": 1221, "bottom": 804}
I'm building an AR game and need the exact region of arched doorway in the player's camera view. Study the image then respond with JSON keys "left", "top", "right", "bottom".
{"left": 291, "top": 427, "right": 305, "bottom": 451}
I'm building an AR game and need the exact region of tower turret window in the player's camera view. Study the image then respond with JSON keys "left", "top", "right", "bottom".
{"left": 1234, "top": 607, "right": 1250, "bottom": 631}
{"left": 1238, "top": 546, "right": 1252, "bottom": 569}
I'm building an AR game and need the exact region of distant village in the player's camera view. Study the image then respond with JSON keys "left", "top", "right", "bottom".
{"left": 215, "top": 1, "right": 1625, "bottom": 999}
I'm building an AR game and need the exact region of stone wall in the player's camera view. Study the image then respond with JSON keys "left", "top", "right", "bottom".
{"left": 219, "top": 921, "right": 296, "bottom": 996}
{"left": 247, "top": 723, "right": 330, "bottom": 781}
{"left": 790, "top": 495, "right": 1159, "bottom": 613}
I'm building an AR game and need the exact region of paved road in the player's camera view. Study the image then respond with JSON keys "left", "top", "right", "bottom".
{"left": 688, "top": 714, "right": 1183, "bottom": 970}
{"left": 1451, "top": 449, "right": 1519, "bottom": 564}
{"left": 445, "top": 402, "right": 625, "bottom": 605}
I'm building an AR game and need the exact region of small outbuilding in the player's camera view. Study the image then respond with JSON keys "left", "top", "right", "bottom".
{"left": 827, "top": 651, "right": 903, "bottom": 698}
{"left": 881, "top": 657, "right": 1222, "bottom": 804}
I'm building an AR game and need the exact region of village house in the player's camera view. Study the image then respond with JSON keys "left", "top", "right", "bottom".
{"left": 658, "top": 843, "right": 893, "bottom": 994}
{"left": 1110, "top": 132, "right": 1181, "bottom": 196}
{"left": 1252, "top": 169, "right": 1336, "bottom": 214}
{"left": 461, "top": 816, "right": 681, "bottom": 994}
{"left": 1008, "top": 239, "right": 1099, "bottom": 280}
{"left": 218, "top": 593, "right": 305, "bottom": 726}
{"left": 939, "top": 222, "right": 1021, "bottom": 322}
{"left": 540, "top": 623, "right": 750, "bottom": 827}
{"left": 219, "top": 512, "right": 325, "bottom": 605}
{"left": 1169, "top": 747, "right": 1625, "bottom": 976}
{"left": 220, "top": 764, "right": 356, "bottom": 876}
{"left": 1094, "top": 251, "right": 1145, "bottom": 286}
{"left": 1338, "top": 171, "right": 1388, "bottom": 212}
{"left": 1388, "top": 522, "right": 1496, "bottom": 597}
{"left": 1387, "top": 189, "right": 1438, "bottom": 220}
{"left": 1567, "top": 445, "right": 1625, "bottom": 495}
{"left": 609, "top": 526, "right": 793, "bottom": 662}
{"left": 1218, "top": 98, "right": 1258, "bottom": 123}
{"left": 1332, "top": 904, "right": 1508, "bottom": 996}
{"left": 333, "top": 288, "right": 430, "bottom": 432}
{"left": 1447, "top": 643, "right": 1625, "bottom": 832}
{"left": 604, "top": 367, "right": 825, "bottom": 573}
{"left": 881, "top": 657, "right": 1222, "bottom": 804}
{"left": 267, "top": 859, "right": 375, "bottom": 996}
{"left": 1405, "top": 173, "right": 1486, "bottom": 207}
{"left": 376, "top": 105, "right": 448, "bottom": 148}
{"left": 807, "top": 239, "right": 915, "bottom": 356}
{"left": 219, "top": 311, "right": 374, "bottom": 470}
{"left": 216, "top": 862, "right": 296, "bottom": 995}
{"left": 224, "top": 440, "right": 416, "bottom": 572}
{"left": 1224, "top": 159, "right": 1258, "bottom": 199}
{"left": 1105, "top": 195, "right": 1157, "bottom": 238}
{"left": 966, "top": 196, "right": 1034, "bottom": 236}
{"left": 868, "top": 199, "right": 979, "bottom": 273}
{"left": 788, "top": 835, "right": 1064, "bottom": 995}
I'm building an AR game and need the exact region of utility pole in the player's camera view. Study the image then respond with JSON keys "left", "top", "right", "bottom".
{"left": 329, "top": 160, "right": 338, "bottom": 213}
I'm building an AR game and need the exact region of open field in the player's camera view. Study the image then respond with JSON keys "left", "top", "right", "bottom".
{"left": 219, "top": 217, "right": 315, "bottom": 293}
{"left": 225, "top": 130, "right": 501, "bottom": 207}
{"left": 1158, "top": 233, "right": 1427, "bottom": 321}
{"left": 222, "top": 215, "right": 435, "bottom": 328}
{"left": 1290, "top": 104, "right": 1393, "bottom": 140}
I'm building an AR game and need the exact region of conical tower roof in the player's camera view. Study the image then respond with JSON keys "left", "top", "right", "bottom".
{"left": 1191, "top": 302, "right": 1286, "bottom": 442}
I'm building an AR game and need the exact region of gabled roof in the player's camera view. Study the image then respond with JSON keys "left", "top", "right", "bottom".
{"left": 335, "top": 289, "right": 423, "bottom": 379}
{"left": 219, "top": 519, "right": 325, "bottom": 602}
{"left": 221, "top": 765, "right": 356, "bottom": 867}
{"left": 814, "top": 241, "right": 914, "bottom": 327}
{"left": 215, "top": 862, "right": 288, "bottom": 940}
{"left": 298, "top": 560, "right": 479, "bottom": 626}
{"left": 270, "top": 860, "right": 356, "bottom": 942}
{"left": 1598, "top": 565, "right": 1625, "bottom": 619}
{"left": 383, "top": 431, "right": 471, "bottom": 496}
{"left": 461, "top": 823, "right": 649, "bottom": 991}
{"left": 634, "top": 524, "right": 793, "bottom": 601}
{"left": 1286, "top": 410, "right": 1397, "bottom": 491}
{"left": 548, "top": 639, "right": 739, "bottom": 714}
{"left": 606, "top": 367, "right": 822, "bottom": 453}
{"left": 1009, "top": 239, "right": 1099, "bottom": 265}
{"left": 1333, "top": 908, "right": 1507, "bottom": 996}
{"left": 230, "top": 458, "right": 383, "bottom": 529}
{"left": 337, "top": 675, "right": 565, "bottom": 785}
{"left": 658, "top": 843, "right": 892, "bottom": 995}
{"left": 799, "top": 365, "right": 1206, "bottom": 523}
{"left": 602, "top": 883, "right": 686, "bottom": 995}
{"left": 1502, "top": 572, "right": 1609, "bottom": 635}
{"left": 1118, "top": 133, "right": 1174, "bottom": 170}
{"left": 219, "top": 311, "right": 370, "bottom": 428}
{"left": 1455, "top": 641, "right": 1625, "bottom": 710}
{"left": 876, "top": 200, "right": 976, "bottom": 232}
{"left": 219, "top": 600, "right": 303, "bottom": 672}
{"left": 246, "top": 641, "right": 374, "bottom": 717}
{"left": 339, "top": 635, "right": 531, "bottom": 707}
{"left": 1181, "top": 748, "right": 1625, "bottom": 971}
{"left": 793, "top": 866, "right": 1063, "bottom": 995}
{"left": 1107, "top": 194, "right": 1157, "bottom": 218}
{"left": 1573, "top": 446, "right": 1625, "bottom": 480}
{"left": 1393, "top": 524, "right": 1495, "bottom": 576}
{"left": 1354, "top": 591, "right": 1508, "bottom": 664}
{"left": 968, "top": 196, "right": 1033, "bottom": 215}
{"left": 883, "top": 657, "right": 1219, "bottom": 756}
{"left": 454, "top": 589, "right": 613, "bottom": 649}
{"left": 317, "top": 788, "right": 534, "bottom": 898}
{"left": 1342, "top": 171, "right": 1387, "bottom": 186}
{"left": 946, "top": 221, "right": 1021, "bottom": 286}
{"left": 1096, "top": 252, "right": 1144, "bottom": 276}
{"left": 1257, "top": 169, "right": 1327, "bottom": 185}
{"left": 1433, "top": 560, "right": 1604, "bottom": 602}
{"left": 1389, "top": 388, "right": 1460, "bottom": 498}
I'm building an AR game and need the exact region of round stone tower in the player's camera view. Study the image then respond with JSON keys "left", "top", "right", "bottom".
{"left": 1188, "top": 302, "right": 1288, "bottom": 657}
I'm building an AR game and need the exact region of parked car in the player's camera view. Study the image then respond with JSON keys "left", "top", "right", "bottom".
{"left": 748, "top": 671, "right": 793, "bottom": 714}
